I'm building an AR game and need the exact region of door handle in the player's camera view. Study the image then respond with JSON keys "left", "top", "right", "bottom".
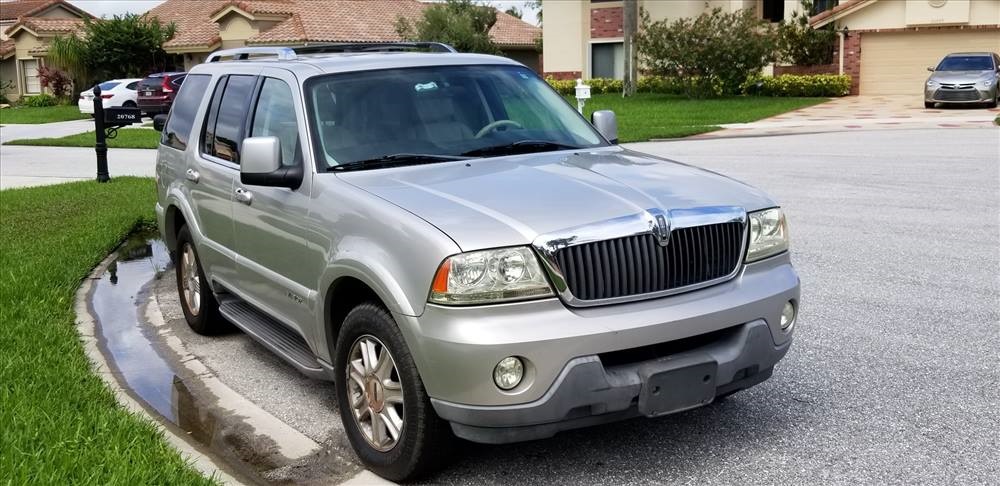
{"left": 234, "top": 187, "right": 253, "bottom": 205}
{"left": 185, "top": 168, "right": 200, "bottom": 183}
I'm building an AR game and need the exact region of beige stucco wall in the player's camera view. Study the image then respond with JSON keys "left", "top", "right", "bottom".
{"left": 218, "top": 14, "right": 257, "bottom": 49}
{"left": 542, "top": 0, "right": 586, "bottom": 73}
{"left": 835, "top": 0, "right": 999, "bottom": 30}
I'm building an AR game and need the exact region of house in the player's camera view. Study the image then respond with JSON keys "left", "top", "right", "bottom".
{"left": 0, "top": 0, "right": 92, "bottom": 101}
{"left": 145, "top": 0, "right": 541, "bottom": 71}
{"left": 810, "top": 0, "right": 1000, "bottom": 95}
{"left": 543, "top": 0, "right": 805, "bottom": 81}
{"left": 542, "top": 0, "right": 1000, "bottom": 95}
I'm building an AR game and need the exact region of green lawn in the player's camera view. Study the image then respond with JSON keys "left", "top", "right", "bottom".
{"left": 6, "top": 128, "right": 160, "bottom": 149}
{"left": 569, "top": 93, "right": 829, "bottom": 142}
{"left": 0, "top": 178, "right": 214, "bottom": 484}
{"left": 0, "top": 105, "right": 91, "bottom": 124}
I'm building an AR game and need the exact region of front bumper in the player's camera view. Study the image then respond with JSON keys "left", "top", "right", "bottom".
{"left": 925, "top": 86, "right": 995, "bottom": 104}
{"left": 394, "top": 252, "right": 799, "bottom": 442}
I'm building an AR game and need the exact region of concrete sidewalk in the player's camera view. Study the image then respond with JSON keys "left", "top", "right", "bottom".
{"left": 690, "top": 95, "right": 999, "bottom": 138}
{"left": 0, "top": 145, "right": 155, "bottom": 189}
{"left": 0, "top": 119, "right": 97, "bottom": 144}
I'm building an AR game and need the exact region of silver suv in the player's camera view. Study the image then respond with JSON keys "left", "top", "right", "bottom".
{"left": 154, "top": 43, "right": 800, "bottom": 481}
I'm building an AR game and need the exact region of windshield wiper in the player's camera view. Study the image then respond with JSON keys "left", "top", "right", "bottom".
{"left": 460, "top": 140, "right": 581, "bottom": 157}
{"left": 330, "top": 153, "right": 470, "bottom": 172}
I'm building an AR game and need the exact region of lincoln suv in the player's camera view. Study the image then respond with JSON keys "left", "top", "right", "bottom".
{"left": 154, "top": 43, "right": 800, "bottom": 481}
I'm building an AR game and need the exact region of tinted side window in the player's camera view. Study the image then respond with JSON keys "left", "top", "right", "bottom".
{"left": 250, "top": 78, "right": 301, "bottom": 167}
{"left": 161, "top": 74, "right": 210, "bottom": 151}
{"left": 126, "top": 81, "right": 138, "bottom": 90}
{"left": 204, "top": 75, "right": 256, "bottom": 163}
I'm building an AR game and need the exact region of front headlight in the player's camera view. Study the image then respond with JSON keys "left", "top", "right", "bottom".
{"left": 429, "top": 247, "right": 554, "bottom": 305}
{"left": 746, "top": 208, "right": 789, "bottom": 262}
{"left": 980, "top": 78, "right": 995, "bottom": 88}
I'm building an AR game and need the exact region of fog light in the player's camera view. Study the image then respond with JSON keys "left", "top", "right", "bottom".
{"left": 493, "top": 356, "right": 524, "bottom": 390}
{"left": 781, "top": 301, "right": 796, "bottom": 330}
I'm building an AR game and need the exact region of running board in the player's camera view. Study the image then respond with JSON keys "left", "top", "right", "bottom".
{"left": 217, "top": 297, "right": 327, "bottom": 379}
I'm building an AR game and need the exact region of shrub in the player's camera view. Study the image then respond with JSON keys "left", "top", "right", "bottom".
{"left": 20, "top": 93, "right": 59, "bottom": 107}
{"left": 396, "top": 0, "right": 501, "bottom": 54}
{"left": 545, "top": 76, "right": 685, "bottom": 96}
{"left": 37, "top": 66, "right": 73, "bottom": 100}
{"left": 776, "top": 0, "right": 836, "bottom": 66}
{"left": 636, "top": 7, "right": 776, "bottom": 98}
{"left": 742, "top": 74, "right": 851, "bottom": 97}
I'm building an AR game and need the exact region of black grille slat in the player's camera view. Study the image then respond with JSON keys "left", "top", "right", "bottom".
{"left": 555, "top": 222, "right": 744, "bottom": 302}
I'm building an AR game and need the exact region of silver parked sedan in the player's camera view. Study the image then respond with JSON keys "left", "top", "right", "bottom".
{"left": 924, "top": 52, "right": 1000, "bottom": 108}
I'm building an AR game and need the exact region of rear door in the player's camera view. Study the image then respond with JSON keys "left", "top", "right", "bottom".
{"left": 231, "top": 67, "right": 319, "bottom": 335}
{"left": 185, "top": 69, "right": 260, "bottom": 286}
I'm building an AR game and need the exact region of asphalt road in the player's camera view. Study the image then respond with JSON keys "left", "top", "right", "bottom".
{"left": 154, "top": 128, "right": 1000, "bottom": 485}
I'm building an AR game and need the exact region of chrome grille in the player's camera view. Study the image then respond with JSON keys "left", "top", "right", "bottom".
{"left": 552, "top": 222, "right": 744, "bottom": 302}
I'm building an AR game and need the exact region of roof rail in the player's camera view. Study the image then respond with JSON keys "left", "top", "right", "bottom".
{"left": 207, "top": 46, "right": 297, "bottom": 62}
{"left": 294, "top": 42, "right": 458, "bottom": 54}
{"left": 205, "top": 42, "right": 457, "bottom": 63}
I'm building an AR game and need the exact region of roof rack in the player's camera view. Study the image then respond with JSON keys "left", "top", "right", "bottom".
{"left": 206, "top": 42, "right": 457, "bottom": 63}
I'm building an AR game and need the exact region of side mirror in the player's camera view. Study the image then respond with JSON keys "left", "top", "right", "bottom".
{"left": 153, "top": 114, "right": 168, "bottom": 132}
{"left": 592, "top": 110, "right": 618, "bottom": 144}
{"left": 240, "top": 136, "right": 302, "bottom": 189}
{"left": 926, "top": 66, "right": 935, "bottom": 72}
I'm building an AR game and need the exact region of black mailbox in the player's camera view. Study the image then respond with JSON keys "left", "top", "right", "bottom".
{"left": 103, "top": 106, "right": 142, "bottom": 125}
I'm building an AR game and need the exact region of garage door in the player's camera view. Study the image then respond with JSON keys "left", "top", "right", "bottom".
{"left": 860, "top": 30, "right": 1000, "bottom": 95}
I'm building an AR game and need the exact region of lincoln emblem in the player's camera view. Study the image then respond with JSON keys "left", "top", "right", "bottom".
{"left": 653, "top": 213, "right": 671, "bottom": 246}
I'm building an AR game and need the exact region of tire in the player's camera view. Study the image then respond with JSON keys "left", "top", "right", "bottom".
{"left": 174, "top": 225, "right": 226, "bottom": 335}
{"left": 987, "top": 98, "right": 997, "bottom": 109}
{"left": 924, "top": 101, "right": 935, "bottom": 109}
{"left": 123, "top": 101, "right": 137, "bottom": 108}
{"left": 335, "top": 303, "right": 452, "bottom": 481}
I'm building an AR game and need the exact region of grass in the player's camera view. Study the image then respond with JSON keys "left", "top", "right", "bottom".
{"left": 0, "top": 105, "right": 91, "bottom": 124}
{"left": 569, "top": 93, "right": 828, "bottom": 142}
{"left": 6, "top": 129, "right": 160, "bottom": 149}
{"left": 0, "top": 178, "right": 214, "bottom": 484}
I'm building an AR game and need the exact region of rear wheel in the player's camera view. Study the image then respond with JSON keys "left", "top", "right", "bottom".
{"left": 335, "top": 303, "right": 451, "bottom": 481}
{"left": 123, "top": 100, "right": 137, "bottom": 108}
{"left": 175, "top": 225, "right": 226, "bottom": 335}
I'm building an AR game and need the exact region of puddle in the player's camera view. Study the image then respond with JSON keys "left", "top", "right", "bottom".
{"left": 88, "top": 231, "right": 360, "bottom": 485}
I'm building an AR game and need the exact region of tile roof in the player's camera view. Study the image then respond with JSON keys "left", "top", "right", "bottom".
{"left": 0, "top": 38, "right": 14, "bottom": 58}
{"left": 147, "top": 0, "right": 540, "bottom": 50}
{"left": 8, "top": 17, "right": 85, "bottom": 35}
{"left": 0, "top": 0, "right": 92, "bottom": 21}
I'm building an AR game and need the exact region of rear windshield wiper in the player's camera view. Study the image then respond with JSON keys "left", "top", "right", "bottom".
{"left": 461, "top": 140, "right": 581, "bottom": 157}
{"left": 329, "top": 153, "right": 470, "bottom": 172}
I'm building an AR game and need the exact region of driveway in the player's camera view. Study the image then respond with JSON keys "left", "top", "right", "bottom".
{"left": 0, "top": 145, "right": 156, "bottom": 189}
{"left": 0, "top": 118, "right": 95, "bottom": 144}
{"left": 141, "top": 128, "right": 997, "bottom": 484}
{"left": 694, "top": 95, "right": 999, "bottom": 138}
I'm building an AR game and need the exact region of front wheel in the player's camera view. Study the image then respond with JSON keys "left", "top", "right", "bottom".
{"left": 335, "top": 303, "right": 451, "bottom": 481}
{"left": 924, "top": 101, "right": 935, "bottom": 109}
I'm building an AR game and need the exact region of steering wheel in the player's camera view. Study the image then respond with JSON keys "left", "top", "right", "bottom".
{"left": 474, "top": 119, "right": 523, "bottom": 139}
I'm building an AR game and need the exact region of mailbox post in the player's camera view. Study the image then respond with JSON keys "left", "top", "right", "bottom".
{"left": 93, "top": 85, "right": 109, "bottom": 182}
{"left": 575, "top": 79, "right": 591, "bottom": 115}
{"left": 92, "top": 84, "right": 143, "bottom": 182}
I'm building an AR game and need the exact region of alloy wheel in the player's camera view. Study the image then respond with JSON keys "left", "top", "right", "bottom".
{"left": 180, "top": 243, "right": 201, "bottom": 315}
{"left": 346, "top": 334, "right": 405, "bottom": 452}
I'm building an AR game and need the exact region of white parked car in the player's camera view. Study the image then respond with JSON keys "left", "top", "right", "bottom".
{"left": 78, "top": 79, "right": 142, "bottom": 115}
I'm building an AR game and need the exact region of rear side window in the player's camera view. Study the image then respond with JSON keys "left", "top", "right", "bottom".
{"left": 202, "top": 75, "right": 257, "bottom": 163}
{"left": 250, "top": 78, "right": 302, "bottom": 167}
{"left": 161, "top": 74, "right": 210, "bottom": 151}
{"left": 125, "top": 81, "right": 138, "bottom": 90}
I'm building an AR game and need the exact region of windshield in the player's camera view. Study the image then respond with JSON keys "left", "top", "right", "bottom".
{"left": 307, "top": 65, "right": 606, "bottom": 170}
{"left": 935, "top": 56, "right": 994, "bottom": 71}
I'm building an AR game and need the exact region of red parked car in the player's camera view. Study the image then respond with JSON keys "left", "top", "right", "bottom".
{"left": 137, "top": 72, "right": 187, "bottom": 116}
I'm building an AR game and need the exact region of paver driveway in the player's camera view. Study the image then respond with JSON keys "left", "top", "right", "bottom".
{"left": 694, "top": 95, "right": 999, "bottom": 138}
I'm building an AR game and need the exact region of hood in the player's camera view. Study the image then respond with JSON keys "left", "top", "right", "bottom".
{"left": 928, "top": 70, "right": 993, "bottom": 84}
{"left": 336, "top": 147, "right": 775, "bottom": 250}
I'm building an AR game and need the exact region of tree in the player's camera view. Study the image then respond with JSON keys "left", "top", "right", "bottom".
{"left": 49, "top": 14, "right": 175, "bottom": 90}
{"left": 505, "top": 6, "right": 522, "bottom": 19}
{"left": 526, "top": 0, "right": 542, "bottom": 25}
{"left": 636, "top": 8, "right": 776, "bottom": 98}
{"left": 776, "top": 0, "right": 836, "bottom": 66}
{"left": 396, "top": 0, "right": 500, "bottom": 55}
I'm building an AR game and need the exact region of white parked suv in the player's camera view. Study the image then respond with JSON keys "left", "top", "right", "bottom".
{"left": 78, "top": 78, "right": 141, "bottom": 115}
